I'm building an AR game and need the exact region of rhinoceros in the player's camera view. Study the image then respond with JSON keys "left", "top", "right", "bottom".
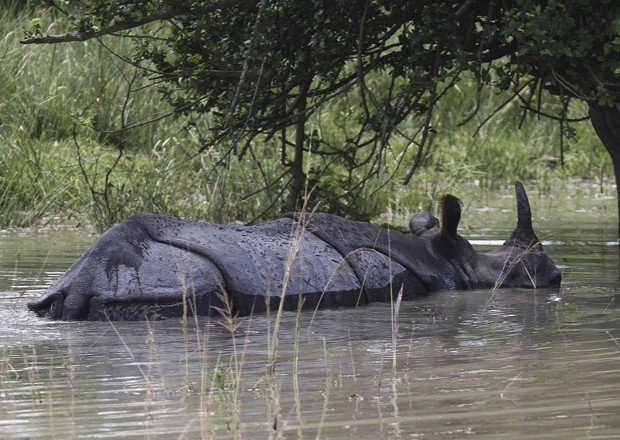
{"left": 28, "top": 181, "right": 561, "bottom": 321}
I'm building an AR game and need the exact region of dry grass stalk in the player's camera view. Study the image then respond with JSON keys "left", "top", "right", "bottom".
{"left": 213, "top": 287, "right": 245, "bottom": 334}
{"left": 486, "top": 236, "right": 551, "bottom": 311}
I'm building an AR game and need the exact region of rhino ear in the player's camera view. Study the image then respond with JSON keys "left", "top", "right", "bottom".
{"left": 409, "top": 212, "right": 439, "bottom": 235}
{"left": 441, "top": 194, "right": 462, "bottom": 240}
{"left": 505, "top": 181, "right": 542, "bottom": 249}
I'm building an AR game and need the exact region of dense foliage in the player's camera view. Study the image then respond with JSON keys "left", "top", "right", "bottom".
{"left": 12, "top": 0, "right": 620, "bottom": 225}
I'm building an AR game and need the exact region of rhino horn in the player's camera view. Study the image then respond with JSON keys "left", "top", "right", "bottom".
{"left": 505, "top": 181, "right": 542, "bottom": 249}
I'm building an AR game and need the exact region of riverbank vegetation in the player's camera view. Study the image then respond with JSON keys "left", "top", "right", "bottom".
{"left": 0, "top": 3, "right": 613, "bottom": 231}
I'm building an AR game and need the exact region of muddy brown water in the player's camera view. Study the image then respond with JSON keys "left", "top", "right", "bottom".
{"left": 1, "top": 187, "right": 620, "bottom": 439}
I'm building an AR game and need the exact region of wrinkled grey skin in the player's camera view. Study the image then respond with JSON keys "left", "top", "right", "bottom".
{"left": 28, "top": 182, "right": 561, "bottom": 321}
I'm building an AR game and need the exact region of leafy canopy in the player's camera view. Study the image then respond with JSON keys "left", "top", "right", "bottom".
{"left": 22, "top": 0, "right": 620, "bottom": 216}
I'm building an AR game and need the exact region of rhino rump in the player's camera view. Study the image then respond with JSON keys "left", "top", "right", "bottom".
{"left": 28, "top": 217, "right": 227, "bottom": 320}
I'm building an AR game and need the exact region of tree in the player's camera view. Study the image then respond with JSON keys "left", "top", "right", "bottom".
{"left": 21, "top": 1, "right": 620, "bottom": 225}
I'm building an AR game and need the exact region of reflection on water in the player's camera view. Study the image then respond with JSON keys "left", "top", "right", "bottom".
{"left": 1, "top": 190, "right": 620, "bottom": 439}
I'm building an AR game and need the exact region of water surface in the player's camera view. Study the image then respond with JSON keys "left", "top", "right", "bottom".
{"left": 1, "top": 187, "right": 619, "bottom": 439}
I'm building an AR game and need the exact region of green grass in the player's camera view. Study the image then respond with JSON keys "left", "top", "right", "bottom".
{"left": 0, "top": 5, "right": 612, "bottom": 230}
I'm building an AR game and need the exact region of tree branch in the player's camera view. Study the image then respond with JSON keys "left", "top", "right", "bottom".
{"left": 20, "top": 0, "right": 254, "bottom": 45}
{"left": 20, "top": 10, "right": 177, "bottom": 45}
